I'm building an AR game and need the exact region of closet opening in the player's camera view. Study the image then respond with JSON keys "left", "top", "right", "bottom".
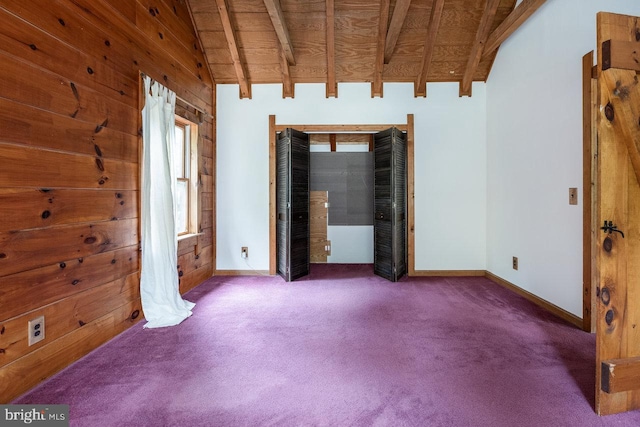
{"left": 269, "top": 115, "right": 415, "bottom": 282}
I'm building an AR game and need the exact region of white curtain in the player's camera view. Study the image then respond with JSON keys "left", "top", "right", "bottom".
{"left": 140, "top": 75, "right": 195, "bottom": 328}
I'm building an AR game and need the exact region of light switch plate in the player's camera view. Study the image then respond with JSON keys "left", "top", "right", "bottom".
{"left": 569, "top": 188, "right": 578, "bottom": 205}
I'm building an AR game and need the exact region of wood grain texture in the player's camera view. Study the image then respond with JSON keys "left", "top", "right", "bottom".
{"left": 326, "top": 0, "right": 337, "bottom": 97}
{"left": 215, "top": 0, "right": 251, "bottom": 98}
{"left": 0, "top": 98, "right": 138, "bottom": 163}
{"left": 602, "top": 40, "right": 640, "bottom": 72}
{"left": 372, "top": 0, "right": 390, "bottom": 97}
{"left": 0, "top": 299, "right": 143, "bottom": 402}
{"left": 600, "top": 62, "right": 640, "bottom": 187}
{"left": 407, "top": 114, "right": 415, "bottom": 276}
{"left": 279, "top": 46, "right": 294, "bottom": 98}
{"left": 0, "top": 0, "right": 214, "bottom": 402}
{"left": 415, "top": 0, "right": 445, "bottom": 97}
{"left": 0, "top": 246, "right": 139, "bottom": 323}
{"left": 582, "top": 51, "right": 596, "bottom": 333}
{"left": 483, "top": 0, "right": 547, "bottom": 58}
{"left": 384, "top": 0, "right": 412, "bottom": 64}
{"left": 602, "top": 357, "right": 640, "bottom": 394}
{"left": 269, "top": 115, "right": 277, "bottom": 275}
{"left": 188, "top": 0, "right": 516, "bottom": 94}
{"left": 0, "top": 51, "right": 137, "bottom": 135}
{"left": 0, "top": 143, "right": 138, "bottom": 190}
{"left": 0, "top": 273, "right": 139, "bottom": 366}
{"left": 263, "top": 0, "right": 296, "bottom": 65}
{"left": 0, "top": 218, "right": 138, "bottom": 277}
{"left": 310, "top": 134, "right": 370, "bottom": 144}
{"left": 310, "top": 191, "right": 329, "bottom": 263}
{"left": 179, "top": 261, "right": 212, "bottom": 294}
{"left": 459, "top": 0, "right": 500, "bottom": 97}
{"left": 0, "top": 189, "right": 137, "bottom": 233}
{"left": 275, "top": 124, "right": 408, "bottom": 132}
{"left": 595, "top": 11, "right": 640, "bottom": 416}
{"left": 178, "top": 245, "right": 212, "bottom": 275}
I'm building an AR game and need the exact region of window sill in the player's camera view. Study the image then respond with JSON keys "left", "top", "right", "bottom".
{"left": 178, "top": 232, "right": 203, "bottom": 242}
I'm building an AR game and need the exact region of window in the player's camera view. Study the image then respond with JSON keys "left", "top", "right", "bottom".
{"left": 174, "top": 115, "right": 199, "bottom": 236}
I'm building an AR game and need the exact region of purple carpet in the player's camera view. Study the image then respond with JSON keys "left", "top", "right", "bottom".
{"left": 15, "top": 264, "right": 640, "bottom": 426}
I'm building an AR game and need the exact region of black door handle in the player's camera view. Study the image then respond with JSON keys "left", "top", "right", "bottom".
{"left": 601, "top": 221, "right": 624, "bottom": 238}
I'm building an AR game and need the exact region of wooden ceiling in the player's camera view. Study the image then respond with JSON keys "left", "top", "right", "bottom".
{"left": 187, "top": 0, "right": 546, "bottom": 98}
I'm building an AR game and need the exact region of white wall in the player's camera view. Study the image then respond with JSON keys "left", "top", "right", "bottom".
{"left": 486, "top": 0, "right": 640, "bottom": 317}
{"left": 217, "top": 82, "right": 487, "bottom": 271}
{"left": 327, "top": 226, "right": 374, "bottom": 263}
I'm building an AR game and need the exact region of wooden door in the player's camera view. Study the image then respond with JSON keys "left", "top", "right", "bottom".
{"left": 374, "top": 128, "right": 407, "bottom": 282}
{"left": 276, "top": 128, "right": 310, "bottom": 281}
{"left": 310, "top": 191, "right": 329, "bottom": 263}
{"left": 595, "top": 12, "right": 640, "bottom": 415}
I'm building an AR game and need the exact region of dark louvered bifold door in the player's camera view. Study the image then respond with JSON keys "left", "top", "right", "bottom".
{"left": 374, "top": 128, "right": 407, "bottom": 282}
{"left": 276, "top": 128, "right": 310, "bottom": 281}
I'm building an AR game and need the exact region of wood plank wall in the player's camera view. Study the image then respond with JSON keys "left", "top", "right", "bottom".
{"left": 0, "top": 0, "right": 214, "bottom": 402}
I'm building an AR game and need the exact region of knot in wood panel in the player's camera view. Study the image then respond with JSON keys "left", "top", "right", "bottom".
{"left": 605, "top": 102, "right": 615, "bottom": 121}
{"left": 605, "top": 309, "right": 615, "bottom": 326}
{"left": 601, "top": 287, "right": 611, "bottom": 305}
{"left": 95, "top": 158, "right": 105, "bottom": 172}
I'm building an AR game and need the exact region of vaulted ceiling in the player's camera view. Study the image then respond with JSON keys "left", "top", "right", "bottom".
{"left": 187, "top": 0, "right": 546, "bottom": 98}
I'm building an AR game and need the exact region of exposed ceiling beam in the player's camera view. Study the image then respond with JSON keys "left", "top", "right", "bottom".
{"left": 263, "top": 0, "right": 296, "bottom": 65}
{"left": 414, "top": 0, "right": 445, "bottom": 97}
{"left": 482, "top": 0, "right": 548, "bottom": 59}
{"left": 326, "top": 0, "right": 337, "bottom": 97}
{"left": 384, "top": 0, "right": 412, "bottom": 64}
{"left": 215, "top": 0, "right": 251, "bottom": 98}
{"left": 459, "top": 0, "right": 501, "bottom": 97}
{"left": 372, "top": 0, "right": 391, "bottom": 97}
{"left": 184, "top": 0, "right": 216, "bottom": 87}
{"left": 279, "top": 47, "right": 294, "bottom": 98}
